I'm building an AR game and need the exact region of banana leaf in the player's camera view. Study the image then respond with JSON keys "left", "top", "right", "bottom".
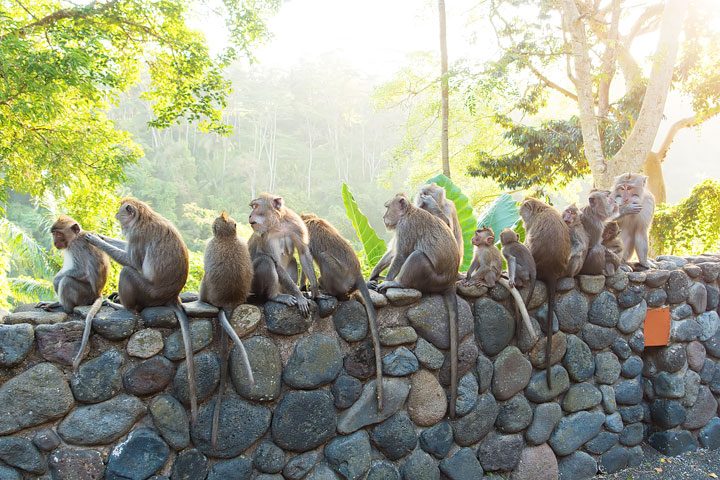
{"left": 342, "top": 183, "right": 387, "bottom": 265}
{"left": 476, "top": 193, "right": 521, "bottom": 241}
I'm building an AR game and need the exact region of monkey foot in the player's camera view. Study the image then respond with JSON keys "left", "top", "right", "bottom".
{"left": 377, "top": 281, "right": 401, "bottom": 293}
{"left": 270, "top": 294, "right": 297, "bottom": 307}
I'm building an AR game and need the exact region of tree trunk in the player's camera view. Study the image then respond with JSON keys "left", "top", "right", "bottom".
{"left": 438, "top": 0, "right": 450, "bottom": 178}
{"left": 643, "top": 152, "right": 667, "bottom": 203}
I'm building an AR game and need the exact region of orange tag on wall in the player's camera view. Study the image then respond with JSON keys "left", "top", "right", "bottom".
{"left": 645, "top": 306, "right": 671, "bottom": 347}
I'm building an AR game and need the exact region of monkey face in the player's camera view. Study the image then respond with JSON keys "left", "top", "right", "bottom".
{"left": 499, "top": 228, "right": 517, "bottom": 245}
{"left": 613, "top": 173, "right": 647, "bottom": 205}
{"left": 562, "top": 205, "right": 578, "bottom": 226}
{"left": 213, "top": 213, "right": 237, "bottom": 238}
{"left": 588, "top": 190, "right": 616, "bottom": 220}
{"left": 249, "top": 194, "right": 282, "bottom": 233}
{"left": 603, "top": 222, "right": 620, "bottom": 241}
{"left": 383, "top": 194, "right": 409, "bottom": 230}
{"left": 472, "top": 228, "right": 494, "bottom": 247}
{"left": 116, "top": 201, "right": 139, "bottom": 231}
{"left": 50, "top": 216, "right": 80, "bottom": 249}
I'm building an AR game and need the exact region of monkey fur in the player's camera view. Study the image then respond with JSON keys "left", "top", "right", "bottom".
{"left": 562, "top": 204, "right": 589, "bottom": 278}
{"left": 612, "top": 173, "right": 656, "bottom": 269}
{"left": 602, "top": 221, "right": 624, "bottom": 276}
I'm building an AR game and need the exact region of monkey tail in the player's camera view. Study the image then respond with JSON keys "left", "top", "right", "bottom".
{"left": 72, "top": 296, "right": 104, "bottom": 372}
{"left": 443, "top": 288, "right": 459, "bottom": 419}
{"left": 218, "top": 308, "right": 254, "bottom": 385}
{"left": 171, "top": 300, "right": 198, "bottom": 422}
{"left": 545, "top": 279, "right": 557, "bottom": 390}
{"left": 212, "top": 315, "right": 228, "bottom": 449}
{"left": 356, "top": 279, "right": 384, "bottom": 411}
{"left": 525, "top": 277, "right": 536, "bottom": 308}
{"left": 497, "top": 278, "right": 536, "bottom": 344}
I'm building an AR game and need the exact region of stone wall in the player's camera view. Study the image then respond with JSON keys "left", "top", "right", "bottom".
{"left": 1, "top": 253, "right": 720, "bottom": 480}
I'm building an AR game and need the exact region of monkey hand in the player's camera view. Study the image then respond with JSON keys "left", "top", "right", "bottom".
{"left": 620, "top": 203, "right": 643, "bottom": 215}
{"left": 296, "top": 294, "right": 311, "bottom": 317}
{"left": 377, "top": 280, "right": 401, "bottom": 293}
{"left": 366, "top": 280, "right": 379, "bottom": 291}
{"left": 83, "top": 232, "right": 102, "bottom": 246}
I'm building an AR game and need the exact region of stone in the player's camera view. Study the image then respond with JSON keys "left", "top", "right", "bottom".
{"left": 511, "top": 444, "right": 558, "bottom": 480}
{"left": 171, "top": 449, "right": 208, "bottom": 480}
{"left": 605, "top": 271, "right": 629, "bottom": 291}
{"left": 400, "top": 449, "right": 440, "bottom": 480}
{"left": 706, "top": 330, "right": 720, "bottom": 358}
{"left": 124, "top": 355, "right": 175, "bottom": 397}
{"left": 163, "top": 319, "right": 213, "bottom": 360}
{"left": 699, "top": 417, "right": 720, "bottom": 450}
{"left": 650, "top": 399, "right": 686, "bottom": 428}
{"left": 173, "top": 351, "right": 219, "bottom": 406}
{"left": 701, "top": 359, "right": 717, "bottom": 383}
{"left": 0, "top": 324, "right": 34, "bottom": 367}
{"left": 688, "top": 283, "right": 708, "bottom": 314}
{"left": 35, "top": 321, "right": 84, "bottom": 365}
{"left": 648, "top": 430, "right": 698, "bottom": 456}
{"left": 529, "top": 332, "right": 566, "bottom": 368}
{"left": 683, "top": 370, "right": 701, "bottom": 407}
{"left": 614, "top": 378, "right": 643, "bottom": 406}
{"left": 439, "top": 338, "right": 478, "bottom": 386}
{"left": 69, "top": 349, "right": 123, "bottom": 403}
{"left": 585, "top": 431, "right": 618, "bottom": 454}
{"left": 191, "top": 394, "right": 271, "bottom": 458}
{"left": 333, "top": 300, "right": 368, "bottom": 342}
{"left": 562, "top": 382, "right": 601, "bottom": 412}
{"left": 578, "top": 275, "right": 605, "bottom": 294}
{"left": 683, "top": 386, "right": 717, "bottom": 429}
{"left": 306, "top": 463, "right": 340, "bottom": 480}
{"left": 477, "top": 431, "right": 523, "bottom": 472}
{"left": 548, "top": 410, "right": 605, "bottom": 456}
{"left": 414, "top": 338, "right": 444, "bottom": 370}
{"left": 654, "top": 371, "right": 685, "bottom": 398}
{"left": 419, "top": 422, "right": 453, "bottom": 458}
{"left": 600, "top": 384, "right": 617, "bottom": 413}
{"left": 33, "top": 430, "right": 60, "bottom": 452}
{"left": 581, "top": 323, "right": 617, "bottom": 350}
{"left": 439, "top": 448, "right": 484, "bottom": 480}
{"left": 666, "top": 270, "right": 690, "bottom": 303}
{"left": 612, "top": 337, "right": 632, "bottom": 360}
{"left": 492, "top": 346, "right": 532, "bottom": 401}
{"left": 605, "top": 413, "right": 624, "bottom": 433}
{"left": 617, "top": 301, "right": 647, "bottom": 334}
{"left": 671, "top": 318, "right": 703, "bottom": 342}
{"left": 380, "top": 326, "right": 417, "bottom": 346}
{"left": 0, "top": 363, "right": 74, "bottom": 435}
{"left": 455, "top": 372, "right": 479, "bottom": 417}
{"left": 283, "top": 452, "right": 319, "bottom": 480}
{"left": 451, "top": 392, "right": 498, "bottom": 446}
{"left": 655, "top": 344, "right": 687, "bottom": 373}
{"left": 489, "top": 283, "right": 511, "bottom": 301}
{"left": 558, "top": 451, "right": 597, "bottom": 480}
{"left": 316, "top": 296, "right": 339, "bottom": 318}
{"left": 91, "top": 309, "right": 136, "bottom": 340}
{"left": 4, "top": 310, "right": 66, "bottom": 325}
{"left": 526, "top": 402, "right": 562, "bottom": 445}
{"left": 619, "top": 423, "right": 644, "bottom": 447}
{"left": 0, "top": 437, "right": 46, "bottom": 474}
{"left": 619, "top": 405, "right": 645, "bottom": 424}
{"left": 181, "top": 300, "right": 216, "bottom": 317}
{"left": 149, "top": 394, "right": 189, "bottom": 450}
{"left": 141, "top": 307, "right": 178, "bottom": 328}
{"left": 698, "top": 311, "right": 720, "bottom": 341}
{"left": 629, "top": 330, "right": 644, "bottom": 353}
{"left": 476, "top": 353, "right": 493, "bottom": 393}
{"left": 383, "top": 347, "right": 419, "bottom": 377}
{"left": 535, "top": 305, "right": 559, "bottom": 335}
{"left": 563, "top": 335, "right": 595, "bottom": 382}
{"left": 366, "top": 461, "right": 400, "bottom": 480}
{"left": 58, "top": 394, "right": 145, "bottom": 445}
{"left": 283, "top": 333, "right": 342, "bottom": 388}
{"left": 645, "top": 269, "right": 671, "bottom": 287}
{"left": 699, "top": 262, "right": 720, "bottom": 282}
{"left": 264, "top": 300, "right": 317, "bottom": 335}
{"left": 343, "top": 338, "right": 377, "bottom": 380}
{"left": 527, "top": 281, "right": 547, "bottom": 309}
{"left": 707, "top": 285, "right": 719, "bottom": 310}
{"left": 621, "top": 356, "right": 643, "bottom": 378}
{"left": 524, "top": 365, "right": 570, "bottom": 403}
{"left": 599, "top": 446, "right": 629, "bottom": 474}
{"left": 272, "top": 390, "right": 335, "bottom": 452}
{"left": 325, "top": 431, "right": 371, "bottom": 480}
{"left": 106, "top": 428, "right": 169, "bottom": 480}
{"left": 370, "top": 412, "right": 417, "bottom": 461}
{"left": 474, "top": 298, "right": 515, "bottom": 356}
{"left": 368, "top": 289, "right": 389, "bottom": 308}
{"left": 127, "top": 328, "right": 163, "bottom": 358}
{"left": 332, "top": 374, "right": 363, "bottom": 409}
{"left": 496, "top": 394, "right": 533, "bottom": 433}
{"left": 337, "top": 378, "right": 410, "bottom": 434}
{"left": 385, "top": 287, "right": 422, "bottom": 306}
{"left": 207, "top": 457, "right": 252, "bottom": 480}
{"left": 627, "top": 271, "right": 646, "bottom": 283}
{"left": 231, "top": 336, "right": 281, "bottom": 401}
{"left": 407, "top": 295, "right": 473, "bottom": 350}
{"left": 557, "top": 277, "right": 575, "bottom": 291}
{"left": 516, "top": 316, "right": 542, "bottom": 353}
{"left": 456, "top": 282, "right": 488, "bottom": 298}
{"left": 618, "top": 285, "right": 645, "bottom": 309}
{"left": 595, "top": 352, "right": 621, "bottom": 385}
{"left": 646, "top": 288, "right": 668, "bottom": 308}
{"left": 254, "top": 441, "right": 285, "bottom": 474}
{"left": 49, "top": 448, "right": 104, "bottom": 480}
{"left": 228, "top": 304, "right": 261, "bottom": 337}
{"left": 408, "top": 370, "right": 446, "bottom": 427}
{"left": 588, "top": 291, "right": 619, "bottom": 327}
{"left": 672, "top": 303, "right": 693, "bottom": 320}
{"left": 555, "top": 290, "right": 588, "bottom": 334}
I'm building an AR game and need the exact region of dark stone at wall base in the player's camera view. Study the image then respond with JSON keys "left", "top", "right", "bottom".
{"left": 439, "top": 448, "right": 484, "bottom": 480}
{"left": 272, "top": 390, "right": 336, "bottom": 453}
{"left": 0, "top": 323, "right": 34, "bottom": 367}
{"left": 366, "top": 460, "right": 400, "bottom": 480}
{"left": 699, "top": 417, "right": 720, "bottom": 450}
{"left": 254, "top": 441, "right": 285, "bottom": 474}
{"left": 231, "top": 336, "right": 282, "bottom": 402}
{"left": 206, "top": 456, "right": 252, "bottom": 480}
{"left": 57, "top": 394, "right": 145, "bottom": 446}
{"left": 324, "top": 431, "right": 371, "bottom": 480}
{"left": 171, "top": 449, "right": 208, "bottom": 480}
{"left": 548, "top": 410, "right": 605, "bottom": 456}
{"left": 648, "top": 430, "right": 698, "bottom": 456}
{"left": 599, "top": 446, "right": 629, "bottom": 474}
{"left": 149, "top": 394, "right": 189, "bottom": 450}
{"left": 476, "top": 432, "right": 523, "bottom": 472}
{"left": 49, "top": 448, "right": 104, "bottom": 480}
{"left": 400, "top": 449, "right": 440, "bottom": 480}
{"left": 451, "top": 393, "right": 498, "bottom": 447}
{"left": 525, "top": 402, "right": 562, "bottom": 446}
{"left": 306, "top": 463, "right": 340, "bottom": 480}
{"left": 283, "top": 452, "right": 319, "bottom": 480}
{"left": 584, "top": 431, "right": 618, "bottom": 454}
{"left": 654, "top": 371, "right": 685, "bottom": 399}
{"left": 683, "top": 385, "right": 718, "bottom": 429}
{"left": 619, "top": 405, "right": 645, "bottom": 424}
{"left": 650, "top": 399, "right": 687, "bottom": 429}
{"left": 264, "top": 300, "right": 317, "bottom": 335}
{"left": 173, "top": 351, "right": 220, "bottom": 406}
{"left": 605, "top": 412, "right": 623, "bottom": 433}
{"left": 283, "top": 333, "right": 343, "bottom": 388}
{"left": 419, "top": 422, "right": 453, "bottom": 459}
{"left": 332, "top": 300, "right": 368, "bottom": 342}
{"left": 619, "top": 423, "right": 644, "bottom": 447}
{"left": 370, "top": 412, "right": 417, "bottom": 461}
{"left": 0, "top": 436, "right": 46, "bottom": 474}
{"left": 33, "top": 429, "right": 60, "bottom": 452}
{"left": 614, "top": 379, "right": 643, "bottom": 405}
{"left": 496, "top": 394, "right": 533, "bottom": 433}
{"left": 70, "top": 349, "right": 124, "bottom": 403}
{"left": 332, "top": 374, "right": 362, "bottom": 409}
{"left": 105, "top": 428, "right": 169, "bottom": 480}
{"left": 124, "top": 355, "right": 175, "bottom": 397}
{"left": 558, "top": 451, "right": 597, "bottom": 480}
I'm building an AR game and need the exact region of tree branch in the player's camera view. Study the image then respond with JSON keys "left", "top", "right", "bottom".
{"left": 623, "top": 3, "right": 664, "bottom": 43}
{"left": 527, "top": 63, "right": 578, "bottom": 101}
{"left": 9, "top": 0, "right": 118, "bottom": 38}
{"left": 655, "top": 106, "right": 720, "bottom": 161}
{"left": 597, "top": 0, "right": 621, "bottom": 119}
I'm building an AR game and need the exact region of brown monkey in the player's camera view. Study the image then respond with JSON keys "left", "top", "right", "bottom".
{"left": 562, "top": 204, "right": 589, "bottom": 278}
{"left": 248, "top": 194, "right": 319, "bottom": 317}
{"left": 200, "top": 212, "right": 254, "bottom": 447}
{"left": 519, "top": 198, "right": 570, "bottom": 388}
{"left": 300, "top": 213, "right": 384, "bottom": 409}
{"left": 85, "top": 198, "right": 198, "bottom": 421}
{"left": 613, "top": 173, "right": 656, "bottom": 269}
{"left": 602, "top": 222, "right": 624, "bottom": 276}
{"left": 38, "top": 216, "right": 110, "bottom": 370}
{"left": 500, "top": 228, "right": 536, "bottom": 299}
{"left": 375, "top": 194, "right": 461, "bottom": 417}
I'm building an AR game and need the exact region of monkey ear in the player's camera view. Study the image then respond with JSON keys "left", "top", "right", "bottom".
{"left": 71, "top": 223, "right": 80, "bottom": 234}
{"left": 487, "top": 235, "right": 495, "bottom": 245}
{"left": 398, "top": 196, "right": 408, "bottom": 209}
{"left": 272, "top": 197, "right": 284, "bottom": 210}
{"left": 639, "top": 174, "right": 648, "bottom": 186}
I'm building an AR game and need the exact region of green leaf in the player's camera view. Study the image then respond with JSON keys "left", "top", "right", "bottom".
{"left": 425, "top": 174, "right": 477, "bottom": 270}
{"left": 342, "top": 183, "right": 387, "bottom": 266}
{"left": 476, "top": 193, "right": 521, "bottom": 243}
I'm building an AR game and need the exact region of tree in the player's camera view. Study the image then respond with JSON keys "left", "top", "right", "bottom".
{"left": 438, "top": 0, "right": 450, "bottom": 178}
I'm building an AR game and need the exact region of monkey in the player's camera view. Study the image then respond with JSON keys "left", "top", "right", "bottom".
{"left": 199, "top": 212, "right": 255, "bottom": 447}
{"left": 612, "top": 173, "right": 656, "bottom": 269}
{"left": 519, "top": 198, "right": 570, "bottom": 389}
{"left": 84, "top": 198, "right": 198, "bottom": 421}
{"left": 602, "top": 221, "right": 624, "bottom": 276}
{"left": 37, "top": 216, "right": 110, "bottom": 370}
{"left": 562, "top": 204, "right": 589, "bottom": 278}
{"left": 300, "top": 213, "right": 384, "bottom": 409}
{"left": 464, "top": 227, "right": 535, "bottom": 341}
{"left": 374, "top": 194, "right": 461, "bottom": 417}
{"left": 499, "top": 228, "right": 536, "bottom": 300}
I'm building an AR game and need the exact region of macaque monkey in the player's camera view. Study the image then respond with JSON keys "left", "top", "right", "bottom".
{"left": 519, "top": 198, "right": 570, "bottom": 388}
{"left": 602, "top": 222, "right": 624, "bottom": 276}
{"left": 200, "top": 212, "right": 254, "bottom": 447}
{"left": 85, "top": 198, "right": 198, "bottom": 421}
{"left": 464, "top": 227, "right": 535, "bottom": 341}
{"left": 613, "top": 173, "right": 656, "bottom": 269}
{"left": 301, "top": 213, "right": 384, "bottom": 409}
{"left": 562, "top": 204, "right": 589, "bottom": 278}
{"left": 374, "top": 194, "right": 461, "bottom": 417}
{"left": 39, "top": 216, "right": 110, "bottom": 370}
{"left": 248, "top": 194, "right": 319, "bottom": 317}
{"left": 500, "top": 228, "right": 536, "bottom": 300}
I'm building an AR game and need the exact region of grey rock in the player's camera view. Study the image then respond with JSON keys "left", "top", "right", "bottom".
{"left": 562, "top": 383, "right": 602, "bottom": 412}
{"left": 672, "top": 303, "right": 694, "bottom": 321}
{"left": 683, "top": 386, "right": 718, "bottom": 429}
{"left": 35, "top": 321, "right": 84, "bottom": 365}
{"left": 70, "top": 349, "right": 123, "bottom": 403}
{"left": 627, "top": 271, "right": 646, "bottom": 283}
{"left": 492, "top": 346, "right": 532, "bottom": 401}
{"left": 585, "top": 432, "right": 618, "bottom": 454}
{"left": 419, "top": 422, "right": 453, "bottom": 459}
{"left": 149, "top": 394, "right": 189, "bottom": 450}
{"left": 706, "top": 330, "right": 720, "bottom": 358}
{"left": 701, "top": 359, "right": 717, "bottom": 384}
{"left": 400, "top": 449, "right": 440, "bottom": 480}
{"left": 496, "top": 394, "right": 533, "bottom": 433}
{"left": 163, "top": 319, "right": 213, "bottom": 360}
{"left": 141, "top": 307, "right": 178, "bottom": 328}
{"left": 589, "top": 291, "right": 620, "bottom": 327}
{"left": 283, "top": 452, "right": 319, "bottom": 480}
{"left": 548, "top": 410, "right": 605, "bottom": 456}
{"left": 581, "top": 323, "right": 617, "bottom": 350}
{"left": 0, "top": 363, "right": 74, "bottom": 435}
{"left": 380, "top": 326, "right": 418, "bottom": 346}
{"left": 49, "top": 448, "right": 104, "bottom": 480}
{"left": 707, "top": 285, "right": 719, "bottom": 310}
{"left": 687, "top": 340, "right": 707, "bottom": 371}
{"left": 629, "top": 330, "right": 644, "bottom": 353}
{"left": 612, "top": 338, "right": 632, "bottom": 360}
{"left": 439, "top": 337, "right": 478, "bottom": 386}
{"left": 600, "top": 384, "right": 617, "bottom": 413}
{"left": 264, "top": 300, "right": 317, "bottom": 335}
{"left": 558, "top": 451, "right": 597, "bottom": 480}
{"left": 332, "top": 374, "right": 363, "bottom": 409}
{"left": 666, "top": 270, "right": 690, "bottom": 304}
{"left": 272, "top": 390, "right": 335, "bottom": 452}
{"left": 648, "top": 430, "right": 698, "bottom": 456}
{"left": 325, "top": 431, "right": 371, "bottom": 480}
{"left": 127, "top": 328, "right": 164, "bottom": 358}
{"left": 370, "top": 412, "right": 417, "bottom": 461}
{"left": 618, "top": 285, "right": 645, "bottom": 309}
{"left": 564, "top": 335, "right": 595, "bottom": 382}
{"left": 524, "top": 365, "right": 570, "bottom": 403}
{"left": 173, "top": 351, "right": 219, "bottom": 406}
{"left": 526, "top": 402, "right": 562, "bottom": 445}
{"left": 333, "top": 300, "right": 368, "bottom": 342}
{"left": 414, "top": 338, "right": 444, "bottom": 370}
{"left": 645, "top": 288, "right": 668, "bottom": 308}
{"left": 645, "top": 269, "right": 671, "bottom": 287}
{"left": 0, "top": 324, "right": 34, "bottom": 367}
{"left": 619, "top": 423, "right": 644, "bottom": 447}
{"left": 171, "top": 449, "right": 208, "bottom": 480}
{"left": 535, "top": 305, "right": 559, "bottom": 335}
{"left": 337, "top": 378, "right": 410, "bottom": 434}
{"left": 619, "top": 405, "right": 645, "bottom": 424}
{"left": 124, "top": 355, "right": 175, "bottom": 397}
{"left": 284, "top": 333, "right": 342, "bottom": 388}
{"left": 474, "top": 298, "right": 515, "bottom": 356}
{"left": 407, "top": 295, "right": 473, "bottom": 350}
{"left": 654, "top": 371, "right": 685, "bottom": 398}
{"left": 555, "top": 290, "right": 589, "bottom": 334}
{"left": 455, "top": 372, "right": 479, "bottom": 417}
{"left": 605, "top": 412, "right": 624, "bottom": 433}
{"left": 477, "top": 431, "right": 523, "bottom": 472}
{"left": 671, "top": 318, "right": 702, "bottom": 342}
{"left": 383, "top": 347, "right": 419, "bottom": 377}
{"left": 182, "top": 300, "right": 218, "bottom": 317}
{"left": 439, "top": 448, "right": 484, "bottom": 480}
{"left": 0, "top": 437, "right": 46, "bottom": 474}
{"left": 699, "top": 417, "right": 720, "bottom": 450}
{"left": 231, "top": 336, "right": 282, "bottom": 402}
{"left": 557, "top": 277, "right": 576, "bottom": 291}
{"left": 106, "top": 428, "right": 169, "bottom": 480}
{"left": 306, "top": 463, "right": 341, "bottom": 480}
{"left": 366, "top": 461, "right": 400, "bottom": 480}
{"left": 343, "top": 338, "right": 378, "bottom": 380}
{"left": 683, "top": 370, "right": 701, "bottom": 407}
{"left": 698, "top": 311, "right": 720, "bottom": 341}
{"left": 617, "top": 300, "right": 647, "bottom": 334}
{"left": 621, "top": 356, "right": 643, "bottom": 378}
{"left": 595, "top": 352, "right": 621, "bottom": 385}
{"left": 699, "top": 262, "right": 720, "bottom": 282}
{"left": 650, "top": 399, "right": 686, "bottom": 428}
{"left": 688, "top": 283, "right": 708, "bottom": 314}
{"left": 605, "top": 271, "right": 629, "bottom": 291}
{"left": 254, "top": 442, "right": 285, "bottom": 474}
{"left": 385, "top": 287, "right": 422, "bottom": 306}
{"left": 92, "top": 309, "right": 136, "bottom": 340}
{"left": 207, "top": 457, "right": 252, "bottom": 480}
{"left": 614, "top": 379, "right": 643, "bottom": 405}
{"left": 451, "top": 392, "right": 498, "bottom": 446}
{"left": 33, "top": 430, "right": 60, "bottom": 452}
{"left": 655, "top": 344, "right": 687, "bottom": 373}
{"left": 58, "top": 394, "right": 145, "bottom": 445}
{"left": 529, "top": 331, "right": 566, "bottom": 368}
{"left": 4, "top": 310, "right": 66, "bottom": 325}
{"left": 317, "top": 296, "right": 339, "bottom": 318}
{"left": 599, "top": 446, "right": 629, "bottom": 474}
{"left": 578, "top": 275, "right": 605, "bottom": 294}
{"left": 516, "top": 316, "right": 542, "bottom": 353}
{"left": 476, "top": 354, "right": 493, "bottom": 393}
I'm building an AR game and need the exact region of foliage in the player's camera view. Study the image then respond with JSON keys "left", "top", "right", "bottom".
{"left": 651, "top": 180, "right": 720, "bottom": 256}
{"left": 342, "top": 184, "right": 387, "bottom": 266}
{"left": 476, "top": 194, "right": 521, "bottom": 243}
